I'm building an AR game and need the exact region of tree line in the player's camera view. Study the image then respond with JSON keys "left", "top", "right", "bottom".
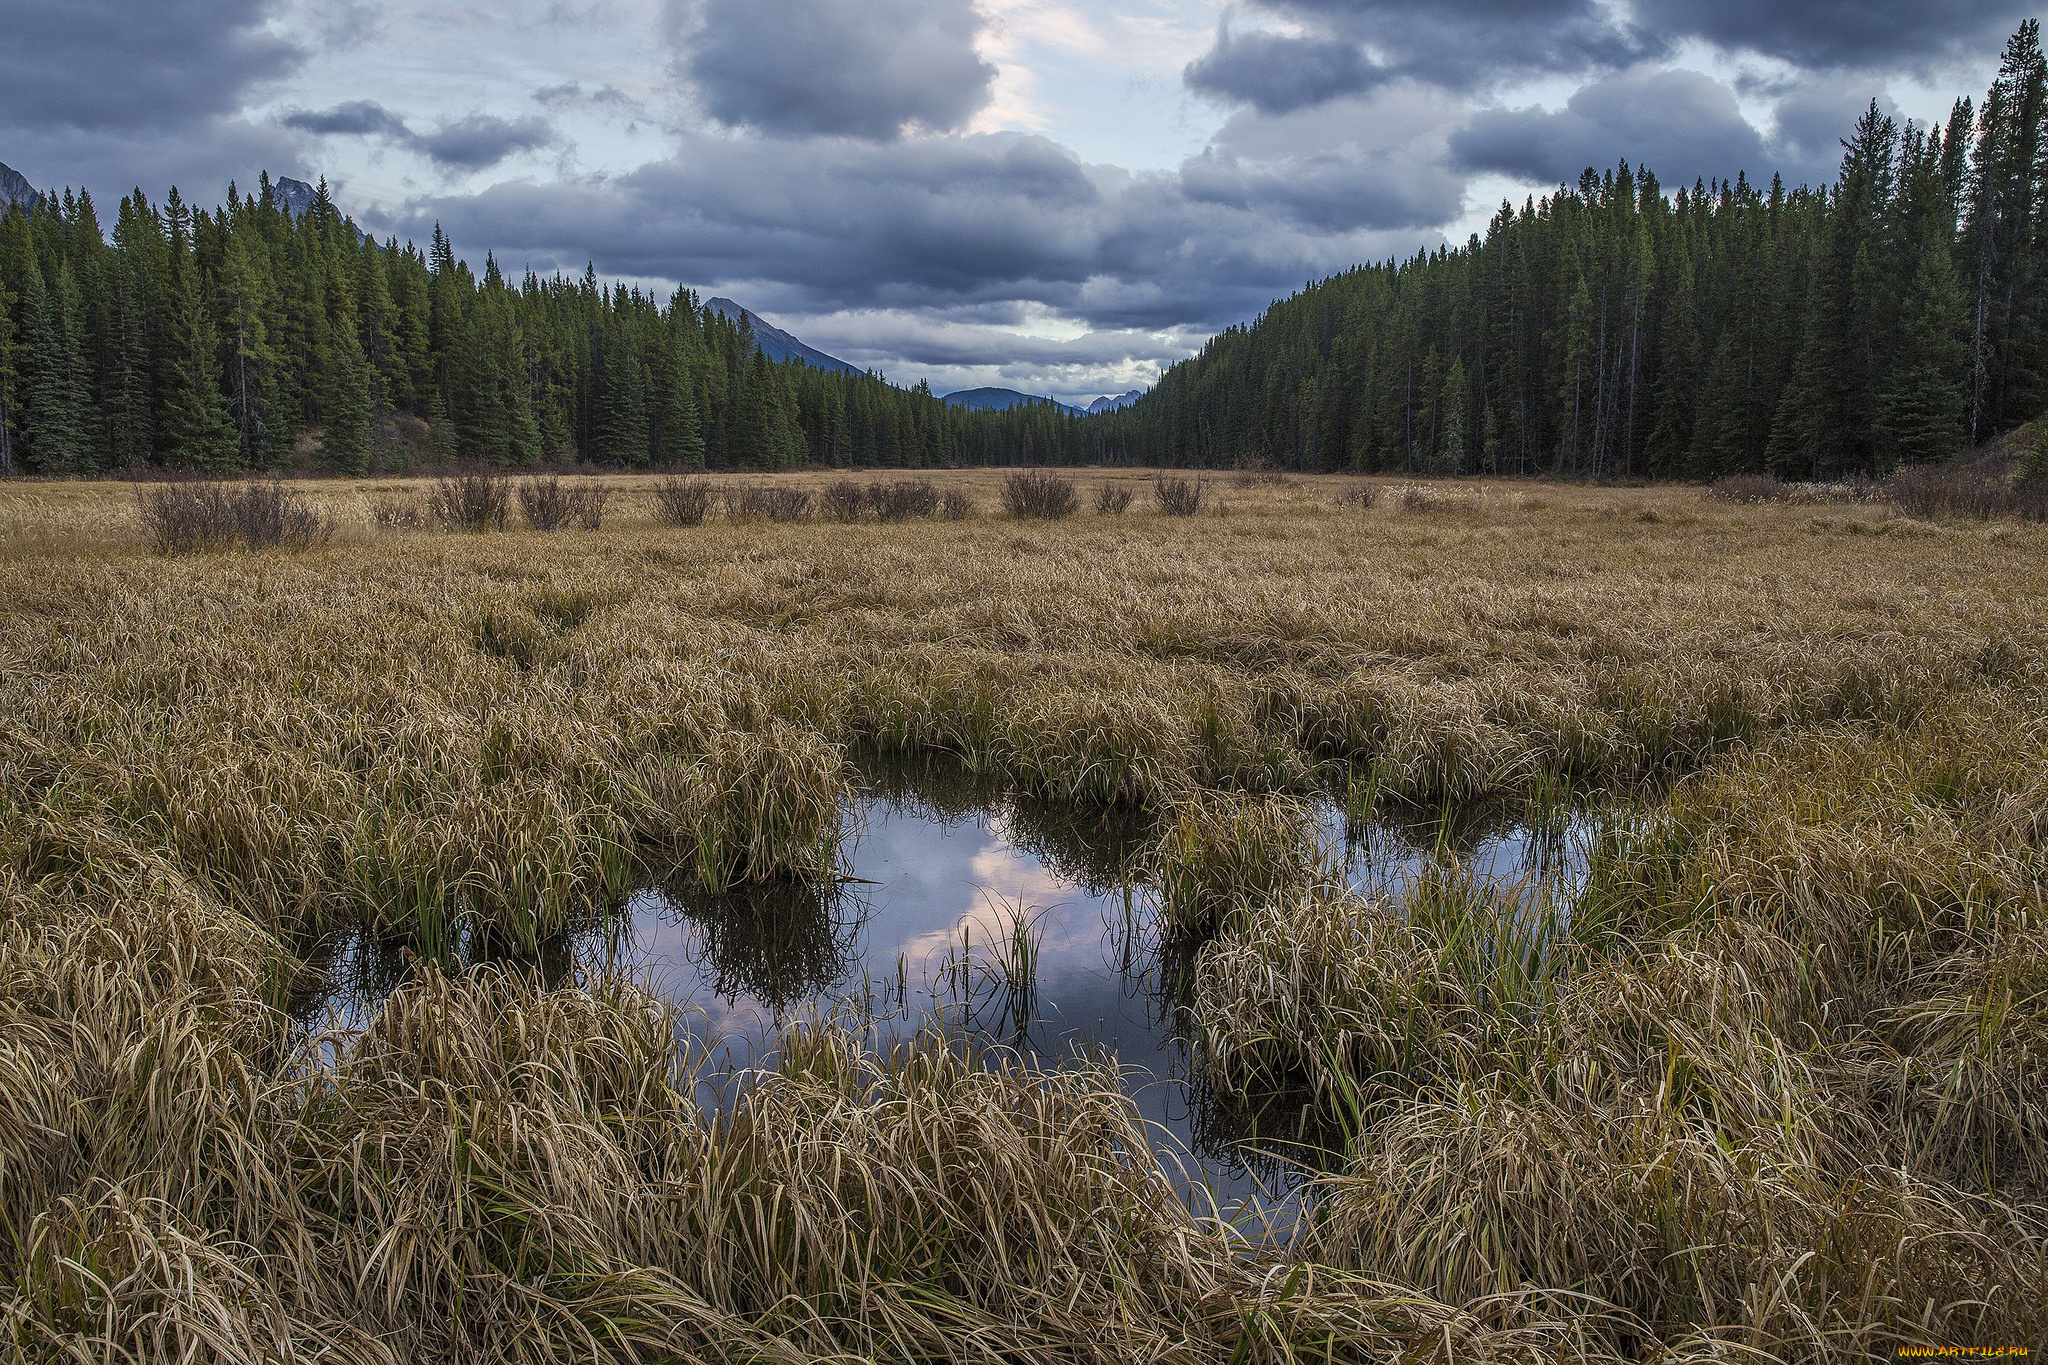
{"left": 1091, "top": 22, "right": 2048, "bottom": 479}
{"left": 0, "top": 177, "right": 1080, "bottom": 476}
{"left": 0, "top": 21, "right": 2042, "bottom": 481}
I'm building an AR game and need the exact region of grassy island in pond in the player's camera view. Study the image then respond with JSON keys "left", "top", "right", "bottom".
{"left": 1, "top": 470, "right": 2043, "bottom": 1360}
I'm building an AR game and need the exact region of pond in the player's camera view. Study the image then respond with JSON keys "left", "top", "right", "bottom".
{"left": 297, "top": 759, "right": 1595, "bottom": 1233}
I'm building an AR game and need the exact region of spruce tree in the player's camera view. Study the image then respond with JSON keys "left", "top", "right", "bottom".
{"left": 322, "top": 318, "right": 372, "bottom": 476}
{"left": 18, "top": 259, "right": 95, "bottom": 473}
{"left": 156, "top": 189, "right": 236, "bottom": 470}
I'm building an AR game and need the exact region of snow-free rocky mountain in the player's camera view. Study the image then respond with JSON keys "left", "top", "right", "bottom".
{"left": 0, "top": 161, "right": 45, "bottom": 211}
{"left": 704, "top": 298, "right": 862, "bottom": 377}
{"left": 1085, "top": 391, "right": 1143, "bottom": 415}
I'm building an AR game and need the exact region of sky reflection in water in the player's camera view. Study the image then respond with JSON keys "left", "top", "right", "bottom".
{"left": 300, "top": 764, "right": 1592, "bottom": 1230}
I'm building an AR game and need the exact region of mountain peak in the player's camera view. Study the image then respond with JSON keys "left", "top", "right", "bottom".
{"left": 704, "top": 297, "right": 861, "bottom": 376}
{"left": 1086, "top": 390, "right": 1144, "bottom": 415}
{"left": 0, "top": 161, "right": 44, "bottom": 211}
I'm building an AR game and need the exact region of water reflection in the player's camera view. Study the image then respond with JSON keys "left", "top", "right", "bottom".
{"left": 292, "top": 759, "right": 1596, "bottom": 1230}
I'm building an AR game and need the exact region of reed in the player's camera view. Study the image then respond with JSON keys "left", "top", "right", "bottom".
{"left": 1156, "top": 790, "right": 1325, "bottom": 942}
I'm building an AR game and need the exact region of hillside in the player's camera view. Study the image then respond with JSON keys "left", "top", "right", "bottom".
{"left": 941, "top": 387, "right": 1081, "bottom": 416}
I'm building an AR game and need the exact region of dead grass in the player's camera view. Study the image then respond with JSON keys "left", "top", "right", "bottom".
{"left": 2, "top": 470, "right": 2046, "bottom": 1358}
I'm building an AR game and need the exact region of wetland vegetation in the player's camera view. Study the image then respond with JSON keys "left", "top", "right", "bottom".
{"left": 1, "top": 470, "right": 2044, "bottom": 1359}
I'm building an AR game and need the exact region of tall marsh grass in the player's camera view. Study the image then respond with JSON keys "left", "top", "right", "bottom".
{"left": 4, "top": 472, "right": 2046, "bottom": 1357}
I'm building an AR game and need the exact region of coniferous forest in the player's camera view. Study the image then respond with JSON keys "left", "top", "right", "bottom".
{"left": 0, "top": 20, "right": 2043, "bottom": 481}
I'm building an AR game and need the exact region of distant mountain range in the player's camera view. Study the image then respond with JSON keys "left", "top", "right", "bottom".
{"left": 704, "top": 297, "right": 863, "bottom": 377}
{"left": 941, "top": 387, "right": 1146, "bottom": 417}
{"left": 1, "top": 160, "right": 45, "bottom": 211}
{"left": 941, "top": 387, "right": 1081, "bottom": 416}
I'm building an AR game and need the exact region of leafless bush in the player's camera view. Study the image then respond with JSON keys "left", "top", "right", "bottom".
{"left": 938, "top": 489, "right": 974, "bottom": 521}
{"left": 1889, "top": 464, "right": 2048, "bottom": 521}
{"left": 231, "top": 478, "right": 333, "bottom": 550}
{"left": 1231, "top": 466, "right": 1286, "bottom": 488}
{"left": 650, "top": 475, "right": 715, "bottom": 527}
{"left": 725, "top": 483, "right": 814, "bottom": 523}
{"left": 136, "top": 478, "right": 237, "bottom": 555}
{"left": 369, "top": 489, "right": 428, "bottom": 532}
{"left": 1333, "top": 483, "right": 1377, "bottom": 510}
{"left": 138, "top": 476, "right": 332, "bottom": 554}
{"left": 1153, "top": 473, "right": 1207, "bottom": 517}
{"left": 1000, "top": 470, "right": 1079, "bottom": 520}
{"left": 429, "top": 466, "right": 511, "bottom": 532}
{"left": 822, "top": 479, "right": 867, "bottom": 523}
{"left": 1094, "top": 483, "right": 1134, "bottom": 515}
{"left": 518, "top": 475, "right": 610, "bottom": 531}
{"left": 868, "top": 479, "right": 941, "bottom": 522}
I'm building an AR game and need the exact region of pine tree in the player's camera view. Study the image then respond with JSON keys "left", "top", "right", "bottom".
{"left": 322, "top": 318, "right": 372, "bottom": 476}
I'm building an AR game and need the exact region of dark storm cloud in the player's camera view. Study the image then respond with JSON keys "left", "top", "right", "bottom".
{"left": 283, "top": 101, "right": 412, "bottom": 138}
{"left": 284, "top": 102, "right": 557, "bottom": 170}
{"left": 1183, "top": 24, "right": 1385, "bottom": 115}
{"left": 1184, "top": 0, "right": 1662, "bottom": 114}
{"left": 1629, "top": 0, "right": 2033, "bottom": 72}
{"left": 0, "top": 0, "right": 303, "bottom": 131}
{"left": 415, "top": 115, "right": 556, "bottom": 170}
{"left": 0, "top": 0, "right": 309, "bottom": 205}
{"left": 395, "top": 131, "right": 1425, "bottom": 333}
{"left": 1451, "top": 68, "right": 1897, "bottom": 192}
{"left": 675, "top": 0, "right": 996, "bottom": 139}
{"left": 1452, "top": 69, "right": 1768, "bottom": 188}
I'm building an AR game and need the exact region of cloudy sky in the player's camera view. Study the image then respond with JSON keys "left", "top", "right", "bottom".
{"left": 0, "top": 0, "right": 2031, "bottom": 402}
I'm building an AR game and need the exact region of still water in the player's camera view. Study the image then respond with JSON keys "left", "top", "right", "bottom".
{"left": 298, "top": 760, "right": 1592, "bottom": 1229}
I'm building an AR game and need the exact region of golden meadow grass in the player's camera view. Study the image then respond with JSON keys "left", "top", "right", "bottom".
{"left": 1, "top": 471, "right": 2045, "bottom": 1359}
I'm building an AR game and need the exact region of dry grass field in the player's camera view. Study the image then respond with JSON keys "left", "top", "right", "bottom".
{"left": 1, "top": 469, "right": 2044, "bottom": 1361}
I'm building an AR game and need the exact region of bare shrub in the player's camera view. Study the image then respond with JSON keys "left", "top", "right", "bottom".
{"left": 1094, "top": 484, "right": 1135, "bottom": 515}
{"left": 937, "top": 489, "right": 974, "bottom": 521}
{"left": 725, "top": 484, "right": 814, "bottom": 523}
{"left": 138, "top": 477, "right": 332, "bottom": 554}
{"left": 231, "top": 479, "right": 333, "bottom": 550}
{"left": 822, "top": 479, "right": 867, "bottom": 524}
{"left": 136, "top": 479, "right": 237, "bottom": 555}
{"left": 1333, "top": 483, "right": 1377, "bottom": 510}
{"left": 868, "top": 479, "right": 941, "bottom": 522}
{"left": 1000, "top": 470, "right": 1079, "bottom": 520}
{"left": 570, "top": 482, "right": 611, "bottom": 530}
{"left": 429, "top": 466, "right": 511, "bottom": 532}
{"left": 1888, "top": 464, "right": 2048, "bottom": 522}
{"left": 518, "top": 475, "right": 575, "bottom": 532}
{"left": 369, "top": 489, "right": 427, "bottom": 532}
{"left": 518, "top": 476, "right": 610, "bottom": 532}
{"left": 1152, "top": 473, "right": 1207, "bottom": 517}
{"left": 1231, "top": 466, "right": 1286, "bottom": 488}
{"left": 650, "top": 475, "right": 715, "bottom": 527}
